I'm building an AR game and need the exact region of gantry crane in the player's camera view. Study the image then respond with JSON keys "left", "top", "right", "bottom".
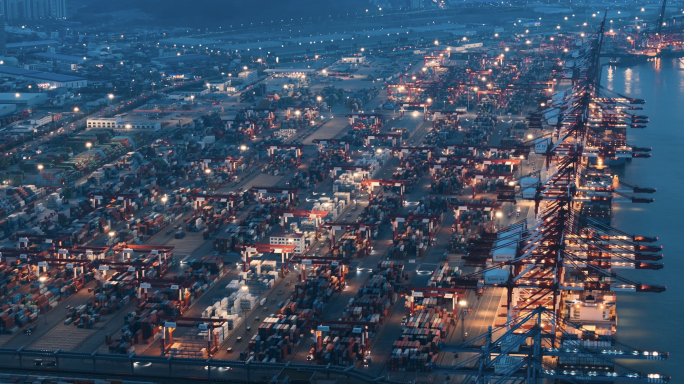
{"left": 392, "top": 146, "right": 434, "bottom": 160}
{"left": 360, "top": 179, "right": 413, "bottom": 203}
{"left": 190, "top": 192, "right": 241, "bottom": 215}
{"left": 346, "top": 113, "right": 385, "bottom": 132}
{"left": 276, "top": 209, "right": 329, "bottom": 237}
{"left": 388, "top": 214, "right": 441, "bottom": 243}
{"left": 197, "top": 156, "right": 244, "bottom": 175}
{"left": 289, "top": 255, "right": 349, "bottom": 282}
{"left": 86, "top": 192, "right": 140, "bottom": 210}
{"left": 323, "top": 164, "right": 371, "bottom": 179}
{"left": 312, "top": 138, "right": 352, "bottom": 160}
{"left": 431, "top": 306, "right": 670, "bottom": 383}
{"left": 359, "top": 132, "right": 402, "bottom": 150}
{"left": 264, "top": 144, "right": 304, "bottom": 164}
{"left": 249, "top": 186, "right": 299, "bottom": 204}
{"left": 238, "top": 244, "right": 297, "bottom": 274}
{"left": 405, "top": 286, "right": 466, "bottom": 316}
{"left": 159, "top": 316, "right": 227, "bottom": 356}
{"left": 321, "top": 222, "right": 377, "bottom": 250}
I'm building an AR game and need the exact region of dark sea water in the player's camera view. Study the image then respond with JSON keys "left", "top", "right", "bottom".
{"left": 602, "top": 58, "right": 684, "bottom": 379}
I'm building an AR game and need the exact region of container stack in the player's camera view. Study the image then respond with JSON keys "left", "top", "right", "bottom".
{"left": 428, "top": 263, "right": 462, "bottom": 288}
{"left": 247, "top": 315, "right": 301, "bottom": 362}
{"left": 387, "top": 340, "right": 435, "bottom": 372}
{"left": 339, "top": 261, "right": 404, "bottom": 323}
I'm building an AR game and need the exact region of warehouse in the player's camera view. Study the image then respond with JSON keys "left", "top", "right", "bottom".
{"left": 86, "top": 117, "right": 161, "bottom": 133}
{"left": 24, "top": 73, "right": 87, "bottom": 89}
{"left": 33, "top": 53, "right": 88, "bottom": 64}
{"left": 151, "top": 54, "right": 210, "bottom": 66}
{"left": 0, "top": 66, "right": 86, "bottom": 89}
{"left": 0, "top": 92, "right": 47, "bottom": 107}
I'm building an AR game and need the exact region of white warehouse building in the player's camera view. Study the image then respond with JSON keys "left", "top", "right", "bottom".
{"left": 87, "top": 117, "right": 161, "bottom": 133}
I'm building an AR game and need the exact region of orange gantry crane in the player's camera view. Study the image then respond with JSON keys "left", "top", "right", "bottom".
{"left": 360, "top": 179, "right": 413, "bottom": 203}
{"left": 389, "top": 213, "right": 442, "bottom": 243}
{"left": 276, "top": 209, "right": 329, "bottom": 237}
{"left": 238, "top": 243, "right": 297, "bottom": 274}
{"left": 249, "top": 186, "right": 300, "bottom": 204}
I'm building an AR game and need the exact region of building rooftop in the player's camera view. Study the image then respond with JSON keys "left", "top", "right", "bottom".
{"left": 0, "top": 66, "right": 40, "bottom": 76}
{"left": 6, "top": 40, "right": 60, "bottom": 49}
{"left": 25, "top": 73, "right": 86, "bottom": 82}
{"left": 284, "top": 33, "right": 353, "bottom": 45}
{"left": 152, "top": 54, "right": 211, "bottom": 63}
{"left": 0, "top": 93, "right": 44, "bottom": 100}
{"left": 159, "top": 37, "right": 223, "bottom": 47}
{"left": 217, "top": 41, "right": 283, "bottom": 52}
{"left": 34, "top": 53, "right": 87, "bottom": 63}
{"left": 271, "top": 232, "right": 304, "bottom": 238}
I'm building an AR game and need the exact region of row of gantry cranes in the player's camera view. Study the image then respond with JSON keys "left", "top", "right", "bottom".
{"left": 424, "top": 15, "right": 670, "bottom": 384}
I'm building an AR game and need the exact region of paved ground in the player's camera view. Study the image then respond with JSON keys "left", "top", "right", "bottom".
{"left": 0, "top": 53, "right": 553, "bottom": 384}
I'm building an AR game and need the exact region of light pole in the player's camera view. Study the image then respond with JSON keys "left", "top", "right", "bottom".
{"left": 108, "top": 94, "right": 114, "bottom": 106}
{"left": 468, "top": 87, "right": 478, "bottom": 111}
{"left": 161, "top": 195, "right": 168, "bottom": 216}
{"left": 190, "top": 95, "right": 195, "bottom": 108}
{"left": 37, "top": 164, "right": 43, "bottom": 172}
{"left": 495, "top": 211, "right": 503, "bottom": 231}
{"left": 241, "top": 285, "right": 251, "bottom": 334}
{"left": 39, "top": 276, "right": 47, "bottom": 324}
{"left": 459, "top": 300, "right": 468, "bottom": 342}
{"left": 108, "top": 231, "right": 116, "bottom": 245}
{"left": 86, "top": 142, "right": 92, "bottom": 150}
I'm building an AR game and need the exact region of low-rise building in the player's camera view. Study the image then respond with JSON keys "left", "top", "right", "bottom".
{"left": 206, "top": 79, "right": 232, "bottom": 92}
{"left": 269, "top": 232, "right": 311, "bottom": 254}
{"left": 238, "top": 71, "right": 258, "bottom": 84}
{"left": 86, "top": 117, "right": 161, "bottom": 133}
{"left": 0, "top": 92, "right": 48, "bottom": 107}
{"left": 341, "top": 56, "right": 365, "bottom": 64}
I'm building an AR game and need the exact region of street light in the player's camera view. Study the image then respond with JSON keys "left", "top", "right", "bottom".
{"left": 527, "top": 134, "right": 533, "bottom": 139}
{"left": 73, "top": 107, "right": 79, "bottom": 112}
{"left": 495, "top": 211, "right": 503, "bottom": 230}
{"left": 37, "top": 164, "right": 43, "bottom": 171}
{"left": 205, "top": 168, "right": 212, "bottom": 174}
{"left": 317, "top": 96, "right": 322, "bottom": 102}
{"left": 240, "top": 145, "right": 247, "bottom": 151}
{"left": 85, "top": 142, "right": 92, "bottom": 149}
{"left": 376, "top": 148, "right": 383, "bottom": 154}
{"left": 459, "top": 300, "right": 468, "bottom": 342}
{"left": 14, "top": 93, "right": 20, "bottom": 98}
{"left": 426, "top": 98, "right": 432, "bottom": 103}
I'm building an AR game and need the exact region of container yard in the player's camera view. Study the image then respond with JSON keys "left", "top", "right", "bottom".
{"left": 0, "top": 9, "right": 672, "bottom": 384}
